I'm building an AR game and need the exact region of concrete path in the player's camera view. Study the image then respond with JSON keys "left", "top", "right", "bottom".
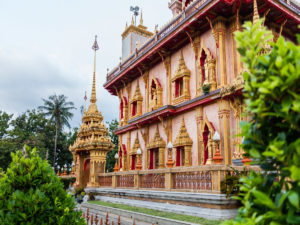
{"left": 80, "top": 202, "right": 200, "bottom": 225}
{"left": 94, "top": 196, "right": 236, "bottom": 220}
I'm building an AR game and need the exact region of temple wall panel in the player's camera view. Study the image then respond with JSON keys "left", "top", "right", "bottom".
{"left": 226, "top": 28, "right": 234, "bottom": 85}
{"left": 139, "top": 77, "right": 146, "bottom": 114}
{"left": 130, "top": 80, "right": 137, "bottom": 100}
{"left": 230, "top": 108, "right": 237, "bottom": 159}
{"left": 121, "top": 133, "right": 127, "bottom": 148}
{"left": 203, "top": 103, "right": 220, "bottom": 132}
{"left": 171, "top": 110, "right": 197, "bottom": 166}
{"left": 149, "top": 62, "right": 167, "bottom": 106}
{"left": 201, "top": 30, "right": 219, "bottom": 86}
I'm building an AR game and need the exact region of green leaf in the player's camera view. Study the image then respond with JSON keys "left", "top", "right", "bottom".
{"left": 252, "top": 190, "right": 276, "bottom": 209}
{"left": 288, "top": 191, "right": 300, "bottom": 209}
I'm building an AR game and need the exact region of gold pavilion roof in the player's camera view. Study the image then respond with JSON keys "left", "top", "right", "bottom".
{"left": 69, "top": 37, "right": 114, "bottom": 153}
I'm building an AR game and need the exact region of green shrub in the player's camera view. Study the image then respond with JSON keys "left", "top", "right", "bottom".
{"left": 60, "top": 177, "right": 76, "bottom": 190}
{"left": 0, "top": 146, "right": 86, "bottom": 225}
{"left": 221, "top": 167, "right": 248, "bottom": 199}
{"left": 88, "top": 192, "right": 96, "bottom": 201}
{"left": 222, "top": 20, "right": 300, "bottom": 225}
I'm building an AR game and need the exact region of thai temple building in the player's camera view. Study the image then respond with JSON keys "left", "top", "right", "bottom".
{"left": 74, "top": 0, "right": 299, "bottom": 219}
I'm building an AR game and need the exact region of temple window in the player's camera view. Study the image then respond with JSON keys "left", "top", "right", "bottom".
{"left": 119, "top": 147, "right": 123, "bottom": 169}
{"left": 130, "top": 82, "right": 143, "bottom": 118}
{"left": 147, "top": 127, "right": 166, "bottom": 169}
{"left": 171, "top": 52, "right": 191, "bottom": 105}
{"left": 120, "top": 101, "right": 124, "bottom": 119}
{"left": 132, "top": 101, "right": 137, "bottom": 116}
{"left": 131, "top": 155, "right": 136, "bottom": 170}
{"left": 203, "top": 125, "right": 209, "bottom": 165}
{"left": 175, "top": 147, "right": 185, "bottom": 166}
{"left": 200, "top": 49, "right": 207, "bottom": 84}
{"left": 149, "top": 148, "right": 159, "bottom": 169}
{"left": 173, "top": 118, "right": 193, "bottom": 166}
{"left": 150, "top": 78, "right": 163, "bottom": 111}
{"left": 130, "top": 134, "right": 141, "bottom": 170}
{"left": 174, "top": 77, "right": 183, "bottom": 98}
{"left": 200, "top": 115, "right": 217, "bottom": 165}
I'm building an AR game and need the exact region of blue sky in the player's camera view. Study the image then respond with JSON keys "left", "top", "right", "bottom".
{"left": 0, "top": 0, "right": 171, "bottom": 128}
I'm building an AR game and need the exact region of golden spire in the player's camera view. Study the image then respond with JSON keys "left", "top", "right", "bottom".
{"left": 90, "top": 35, "right": 99, "bottom": 104}
{"left": 253, "top": 0, "right": 260, "bottom": 24}
{"left": 139, "top": 10, "right": 143, "bottom": 26}
{"left": 131, "top": 16, "right": 134, "bottom": 25}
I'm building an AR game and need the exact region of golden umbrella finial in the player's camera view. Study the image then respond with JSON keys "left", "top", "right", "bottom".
{"left": 90, "top": 35, "right": 99, "bottom": 104}
{"left": 253, "top": 0, "right": 260, "bottom": 24}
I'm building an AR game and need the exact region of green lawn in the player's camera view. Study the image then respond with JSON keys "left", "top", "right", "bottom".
{"left": 89, "top": 200, "right": 222, "bottom": 225}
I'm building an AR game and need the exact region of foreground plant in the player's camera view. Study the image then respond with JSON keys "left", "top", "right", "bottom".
{"left": 0, "top": 146, "right": 85, "bottom": 225}
{"left": 222, "top": 20, "right": 300, "bottom": 225}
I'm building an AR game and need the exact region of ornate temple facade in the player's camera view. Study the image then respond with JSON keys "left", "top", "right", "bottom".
{"left": 103, "top": 0, "right": 299, "bottom": 177}
{"left": 70, "top": 37, "right": 114, "bottom": 188}
{"left": 78, "top": 0, "right": 299, "bottom": 218}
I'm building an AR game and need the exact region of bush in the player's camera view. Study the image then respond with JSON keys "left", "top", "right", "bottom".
{"left": 60, "top": 177, "right": 76, "bottom": 190}
{"left": 0, "top": 146, "right": 86, "bottom": 225}
{"left": 222, "top": 20, "right": 300, "bottom": 224}
{"left": 88, "top": 192, "right": 96, "bottom": 201}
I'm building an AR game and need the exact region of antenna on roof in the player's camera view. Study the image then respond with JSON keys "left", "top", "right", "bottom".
{"left": 130, "top": 6, "right": 140, "bottom": 25}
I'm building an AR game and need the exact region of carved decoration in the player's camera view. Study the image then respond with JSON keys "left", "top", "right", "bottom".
{"left": 130, "top": 82, "right": 143, "bottom": 117}
{"left": 147, "top": 126, "right": 166, "bottom": 149}
{"left": 229, "top": 97, "right": 245, "bottom": 160}
{"left": 199, "top": 115, "right": 216, "bottom": 165}
{"left": 150, "top": 78, "right": 163, "bottom": 111}
{"left": 220, "top": 73, "right": 244, "bottom": 98}
{"left": 197, "top": 43, "right": 217, "bottom": 92}
{"left": 173, "top": 118, "right": 193, "bottom": 147}
{"left": 119, "top": 94, "right": 128, "bottom": 126}
{"left": 130, "top": 134, "right": 140, "bottom": 155}
{"left": 171, "top": 51, "right": 191, "bottom": 105}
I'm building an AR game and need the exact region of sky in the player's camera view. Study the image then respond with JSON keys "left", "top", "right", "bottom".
{"left": 0, "top": 0, "right": 171, "bottom": 128}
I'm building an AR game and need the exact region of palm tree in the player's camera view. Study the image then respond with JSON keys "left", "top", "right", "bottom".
{"left": 39, "top": 94, "right": 75, "bottom": 167}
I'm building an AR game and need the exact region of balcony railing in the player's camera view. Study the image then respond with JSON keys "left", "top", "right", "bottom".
{"left": 97, "top": 165, "right": 260, "bottom": 193}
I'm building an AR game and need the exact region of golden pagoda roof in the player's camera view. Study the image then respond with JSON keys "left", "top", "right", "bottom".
{"left": 70, "top": 36, "right": 114, "bottom": 153}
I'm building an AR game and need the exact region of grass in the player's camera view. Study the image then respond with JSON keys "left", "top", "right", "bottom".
{"left": 89, "top": 200, "right": 223, "bottom": 225}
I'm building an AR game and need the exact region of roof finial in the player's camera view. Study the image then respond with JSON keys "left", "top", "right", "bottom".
{"left": 125, "top": 22, "right": 128, "bottom": 29}
{"left": 84, "top": 91, "right": 87, "bottom": 111}
{"left": 139, "top": 10, "right": 143, "bottom": 26}
{"left": 131, "top": 16, "right": 134, "bottom": 25}
{"left": 91, "top": 35, "right": 99, "bottom": 104}
{"left": 253, "top": 0, "right": 260, "bottom": 24}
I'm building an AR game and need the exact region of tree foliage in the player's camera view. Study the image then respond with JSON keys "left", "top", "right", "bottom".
{"left": 0, "top": 146, "right": 85, "bottom": 225}
{"left": 105, "top": 119, "right": 119, "bottom": 172}
{"left": 39, "top": 94, "right": 75, "bottom": 167}
{"left": 223, "top": 20, "right": 300, "bottom": 225}
{"left": 0, "top": 109, "right": 76, "bottom": 171}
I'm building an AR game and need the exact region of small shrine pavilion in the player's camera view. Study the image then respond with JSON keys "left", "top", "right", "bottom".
{"left": 69, "top": 37, "right": 114, "bottom": 188}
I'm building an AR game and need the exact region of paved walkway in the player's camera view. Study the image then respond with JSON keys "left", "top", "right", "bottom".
{"left": 94, "top": 196, "right": 236, "bottom": 220}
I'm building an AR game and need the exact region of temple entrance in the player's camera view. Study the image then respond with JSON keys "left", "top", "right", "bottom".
{"left": 203, "top": 125, "right": 209, "bottom": 165}
{"left": 83, "top": 159, "right": 90, "bottom": 187}
{"left": 176, "top": 147, "right": 185, "bottom": 166}
{"left": 149, "top": 148, "right": 159, "bottom": 169}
